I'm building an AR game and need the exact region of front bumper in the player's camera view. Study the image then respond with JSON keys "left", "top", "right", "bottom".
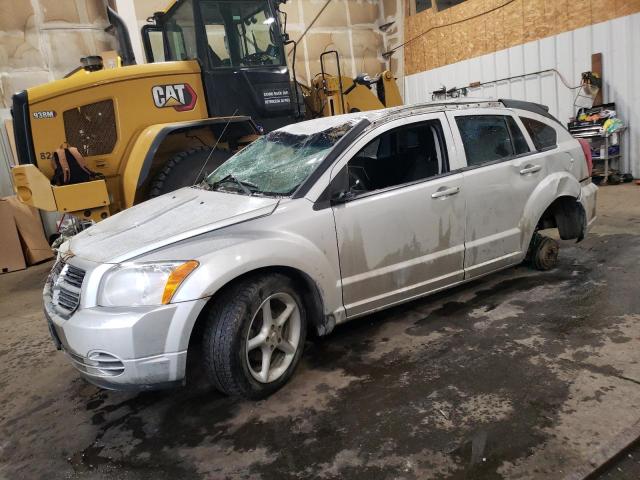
{"left": 45, "top": 296, "right": 207, "bottom": 390}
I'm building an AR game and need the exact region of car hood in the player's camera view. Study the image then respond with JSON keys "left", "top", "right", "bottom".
{"left": 68, "top": 187, "right": 279, "bottom": 263}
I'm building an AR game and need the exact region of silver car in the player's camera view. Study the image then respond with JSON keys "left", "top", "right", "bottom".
{"left": 45, "top": 100, "right": 597, "bottom": 398}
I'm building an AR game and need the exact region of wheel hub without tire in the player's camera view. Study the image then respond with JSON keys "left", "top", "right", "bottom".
{"left": 245, "top": 292, "right": 301, "bottom": 383}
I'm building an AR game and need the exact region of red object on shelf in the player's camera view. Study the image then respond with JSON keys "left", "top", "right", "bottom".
{"left": 577, "top": 138, "right": 593, "bottom": 176}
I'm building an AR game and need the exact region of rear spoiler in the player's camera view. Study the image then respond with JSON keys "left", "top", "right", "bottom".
{"left": 500, "top": 99, "right": 563, "bottom": 126}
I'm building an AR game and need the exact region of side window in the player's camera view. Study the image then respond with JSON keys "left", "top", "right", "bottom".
{"left": 456, "top": 115, "right": 530, "bottom": 167}
{"left": 346, "top": 120, "right": 448, "bottom": 195}
{"left": 142, "top": 26, "right": 166, "bottom": 63}
{"left": 200, "top": 0, "right": 285, "bottom": 68}
{"left": 165, "top": 0, "right": 198, "bottom": 61}
{"left": 506, "top": 117, "right": 530, "bottom": 155}
{"left": 205, "top": 24, "right": 230, "bottom": 65}
{"left": 520, "top": 117, "right": 558, "bottom": 151}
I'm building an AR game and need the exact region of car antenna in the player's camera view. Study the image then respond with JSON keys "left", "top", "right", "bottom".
{"left": 192, "top": 109, "right": 240, "bottom": 186}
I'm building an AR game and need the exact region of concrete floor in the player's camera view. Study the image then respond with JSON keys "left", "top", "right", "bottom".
{"left": 1, "top": 184, "right": 640, "bottom": 480}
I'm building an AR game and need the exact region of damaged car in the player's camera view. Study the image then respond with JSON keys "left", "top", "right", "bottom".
{"left": 45, "top": 99, "right": 597, "bottom": 398}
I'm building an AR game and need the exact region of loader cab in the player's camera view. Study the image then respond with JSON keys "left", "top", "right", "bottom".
{"left": 142, "top": 0, "right": 297, "bottom": 131}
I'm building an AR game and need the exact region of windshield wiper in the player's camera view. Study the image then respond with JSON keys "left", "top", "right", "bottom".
{"left": 210, "top": 174, "right": 258, "bottom": 195}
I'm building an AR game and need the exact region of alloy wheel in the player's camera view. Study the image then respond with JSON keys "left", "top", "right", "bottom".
{"left": 245, "top": 292, "right": 302, "bottom": 383}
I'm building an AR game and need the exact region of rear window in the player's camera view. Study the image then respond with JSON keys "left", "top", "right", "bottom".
{"left": 506, "top": 117, "right": 530, "bottom": 155}
{"left": 520, "top": 117, "right": 557, "bottom": 151}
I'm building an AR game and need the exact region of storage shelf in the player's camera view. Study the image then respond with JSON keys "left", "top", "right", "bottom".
{"left": 569, "top": 126, "right": 625, "bottom": 183}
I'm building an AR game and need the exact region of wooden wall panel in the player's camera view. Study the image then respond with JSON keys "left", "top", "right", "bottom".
{"left": 404, "top": 0, "right": 640, "bottom": 75}
{"left": 484, "top": 9, "right": 499, "bottom": 53}
{"left": 567, "top": 0, "right": 592, "bottom": 31}
{"left": 523, "top": 0, "right": 543, "bottom": 42}
{"left": 503, "top": 0, "right": 524, "bottom": 48}
{"left": 591, "top": 0, "right": 619, "bottom": 23}
{"left": 618, "top": 0, "right": 640, "bottom": 16}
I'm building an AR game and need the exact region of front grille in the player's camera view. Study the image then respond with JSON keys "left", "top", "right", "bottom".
{"left": 64, "top": 264, "right": 85, "bottom": 288}
{"left": 63, "top": 99, "right": 117, "bottom": 157}
{"left": 68, "top": 351, "right": 125, "bottom": 377}
{"left": 48, "top": 260, "right": 85, "bottom": 317}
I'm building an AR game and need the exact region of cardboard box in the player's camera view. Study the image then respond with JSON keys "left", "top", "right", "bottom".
{"left": 0, "top": 196, "right": 53, "bottom": 270}
{"left": 0, "top": 200, "right": 27, "bottom": 273}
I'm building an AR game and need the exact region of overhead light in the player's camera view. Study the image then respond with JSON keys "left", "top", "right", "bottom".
{"left": 263, "top": 17, "right": 275, "bottom": 25}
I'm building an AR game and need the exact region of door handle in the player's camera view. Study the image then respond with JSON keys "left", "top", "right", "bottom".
{"left": 519, "top": 164, "right": 542, "bottom": 175}
{"left": 431, "top": 186, "right": 460, "bottom": 199}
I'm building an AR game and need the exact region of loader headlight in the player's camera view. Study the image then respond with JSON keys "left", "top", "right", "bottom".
{"left": 98, "top": 261, "right": 199, "bottom": 307}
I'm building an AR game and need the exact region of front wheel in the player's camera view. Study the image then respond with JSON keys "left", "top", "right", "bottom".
{"left": 202, "top": 274, "right": 307, "bottom": 398}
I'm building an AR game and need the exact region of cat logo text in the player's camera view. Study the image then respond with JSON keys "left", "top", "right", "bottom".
{"left": 151, "top": 84, "right": 197, "bottom": 112}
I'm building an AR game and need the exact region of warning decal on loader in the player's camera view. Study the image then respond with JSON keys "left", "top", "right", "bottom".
{"left": 152, "top": 83, "right": 197, "bottom": 112}
{"left": 261, "top": 85, "right": 291, "bottom": 111}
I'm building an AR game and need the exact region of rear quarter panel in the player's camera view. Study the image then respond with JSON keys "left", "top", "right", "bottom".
{"left": 512, "top": 109, "right": 592, "bottom": 252}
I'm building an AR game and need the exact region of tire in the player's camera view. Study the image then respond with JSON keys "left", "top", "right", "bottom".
{"left": 527, "top": 233, "right": 559, "bottom": 271}
{"left": 202, "top": 274, "right": 307, "bottom": 399}
{"left": 148, "top": 147, "right": 232, "bottom": 198}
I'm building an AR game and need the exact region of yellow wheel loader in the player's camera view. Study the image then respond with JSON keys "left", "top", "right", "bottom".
{"left": 10, "top": 0, "right": 402, "bottom": 226}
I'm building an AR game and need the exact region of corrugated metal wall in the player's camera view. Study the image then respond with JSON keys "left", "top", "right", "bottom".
{"left": 404, "top": 12, "right": 640, "bottom": 177}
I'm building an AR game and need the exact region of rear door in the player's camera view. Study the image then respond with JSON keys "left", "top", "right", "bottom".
{"left": 519, "top": 114, "right": 582, "bottom": 179}
{"left": 329, "top": 113, "right": 466, "bottom": 316}
{"left": 447, "top": 108, "right": 543, "bottom": 278}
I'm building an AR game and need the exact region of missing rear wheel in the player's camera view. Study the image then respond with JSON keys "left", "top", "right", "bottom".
{"left": 527, "top": 233, "right": 559, "bottom": 271}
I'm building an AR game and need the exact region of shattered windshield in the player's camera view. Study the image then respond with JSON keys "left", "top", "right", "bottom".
{"left": 205, "top": 121, "right": 358, "bottom": 195}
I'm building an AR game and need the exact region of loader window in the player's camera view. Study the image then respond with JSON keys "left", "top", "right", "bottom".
{"left": 164, "top": 0, "right": 198, "bottom": 60}
{"left": 199, "top": 0, "right": 285, "bottom": 68}
{"left": 142, "top": 25, "right": 165, "bottom": 62}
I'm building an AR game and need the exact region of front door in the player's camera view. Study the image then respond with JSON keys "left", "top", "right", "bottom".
{"left": 330, "top": 114, "right": 466, "bottom": 317}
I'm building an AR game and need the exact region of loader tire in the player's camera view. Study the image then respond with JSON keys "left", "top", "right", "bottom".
{"left": 148, "top": 147, "right": 232, "bottom": 198}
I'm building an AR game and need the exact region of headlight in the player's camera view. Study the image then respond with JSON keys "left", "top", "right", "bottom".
{"left": 98, "top": 261, "right": 199, "bottom": 307}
